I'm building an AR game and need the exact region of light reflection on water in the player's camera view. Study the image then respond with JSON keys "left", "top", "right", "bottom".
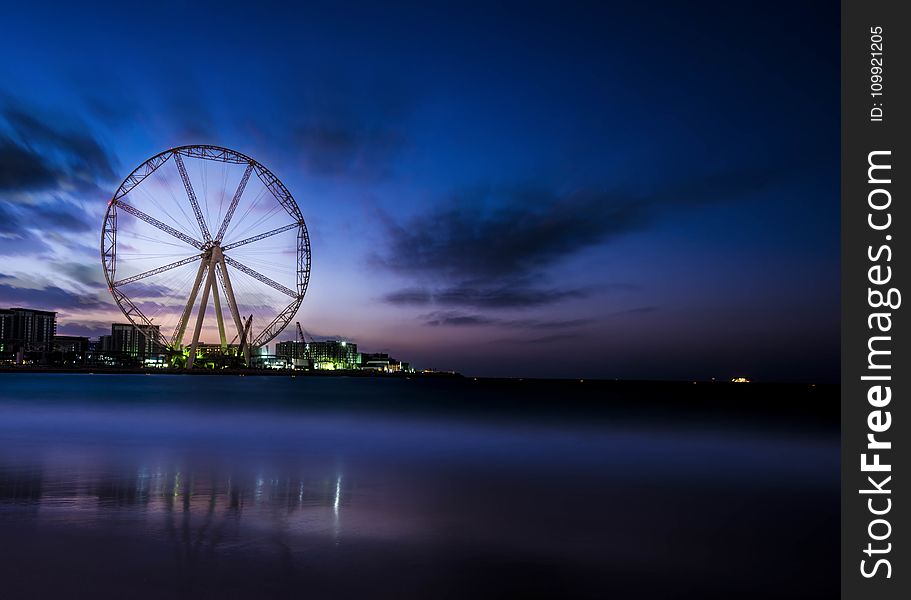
{"left": 0, "top": 375, "right": 838, "bottom": 599}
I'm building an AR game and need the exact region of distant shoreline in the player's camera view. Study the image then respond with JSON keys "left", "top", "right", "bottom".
{"left": 0, "top": 367, "right": 835, "bottom": 387}
{"left": 0, "top": 366, "right": 462, "bottom": 378}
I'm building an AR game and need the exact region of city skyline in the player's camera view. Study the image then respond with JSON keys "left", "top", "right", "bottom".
{"left": 0, "top": 1, "right": 838, "bottom": 381}
{"left": 0, "top": 304, "right": 412, "bottom": 372}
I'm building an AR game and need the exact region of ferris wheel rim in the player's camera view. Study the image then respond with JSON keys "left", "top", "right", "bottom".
{"left": 100, "top": 144, "right": 311, "bottom": 353}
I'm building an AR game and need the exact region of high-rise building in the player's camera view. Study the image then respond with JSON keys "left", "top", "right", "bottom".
{"left": 110, "top": 323, "right": 163, "bottom": 358}
{"left": 0, "top": 310, "right": 10, "bottom": 353}
{"left": 305, "top": 340, "right": 359, "bottom": 370}
{"left": 98, "top": 334, "right": 113, "bottom": 352}
{"left": 0, "top": 308, "right": 57, "bottom": 352}
{"left": 274, "top": 340, "right": 309, "bottom": 368}
{"left": 274, "top": 340, "right": 307, "bottom": 359}
{"left": 275, "top": 339, "right": 359, "bottom": 369}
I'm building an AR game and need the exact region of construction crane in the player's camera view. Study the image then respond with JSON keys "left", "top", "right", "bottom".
{"left": 294, "top": 321, "right": 313, "bottom": 369}
{"left": 296, "top": 321, "right": 314, "bottom": 344}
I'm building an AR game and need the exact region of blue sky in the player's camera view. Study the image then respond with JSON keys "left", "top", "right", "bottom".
{"left": 0, "top": 1, "right": 839, "bottom": 380}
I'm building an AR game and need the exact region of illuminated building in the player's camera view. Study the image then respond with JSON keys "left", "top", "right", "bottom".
{"left": 275, "top": 340, "right": 307, "bottom": 360}
{"left": 274, "top": 340, "right": 413, "bottom": 372}
{"left": 275, "top": 339, "right": 359, "bottom": 370}
{"left": 0, "top": 307, "right": 57, "bottom": 352}
{"left": 360, "top": 352, "right": 409, "bottom": 373}
{"left": 306, "top": 340, "right": 359, "bottom": 370}
{"left": 109, "top": 323, "right": 163, "bottom": 358}
{"left": 274, "top": 340, "right": 310, "bottom": 369}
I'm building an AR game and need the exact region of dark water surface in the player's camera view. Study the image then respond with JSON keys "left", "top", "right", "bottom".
{"left": 0, "top": 375, "right": 838, "bottom": 599}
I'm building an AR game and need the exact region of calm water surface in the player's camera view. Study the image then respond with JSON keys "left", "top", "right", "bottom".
{"left": 0, "top": 375, "right": 837, "bottom": 599}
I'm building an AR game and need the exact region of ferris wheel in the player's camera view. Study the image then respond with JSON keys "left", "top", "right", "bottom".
{"left": 101, "top": 145, "right": 311, "bottom": 367}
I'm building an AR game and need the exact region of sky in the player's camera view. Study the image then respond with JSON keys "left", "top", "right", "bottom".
{"left": 0, "top": 1, "right": 839, "bottom": 381}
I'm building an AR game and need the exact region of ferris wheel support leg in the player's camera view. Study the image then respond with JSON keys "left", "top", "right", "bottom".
{"left": 242, "top": 317, "right": 252, "bottom": 367}
{"left": 211, "top": 271, "right": 228, "bottom": 351}
{"left": 174, "top": 259, "right": 208, "bottom": 349}
{"left": 187, "top": 257, "right": 218, "bottom": 369}
{"left": 217, "top": 255, "right": 248, "bottom": 365}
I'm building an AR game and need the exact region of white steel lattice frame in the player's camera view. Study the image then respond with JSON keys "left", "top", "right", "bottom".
{"left": 100, "top": 145, "right": 311, "bottom": 364}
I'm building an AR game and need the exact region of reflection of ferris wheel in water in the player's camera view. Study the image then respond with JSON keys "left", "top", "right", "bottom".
{"left": 101, "top": 145, "right": 311, "bottom": 367}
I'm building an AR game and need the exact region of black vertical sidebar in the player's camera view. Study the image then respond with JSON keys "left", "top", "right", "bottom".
{"left": 842, "top": 1, "right": 909, "bottom": 598}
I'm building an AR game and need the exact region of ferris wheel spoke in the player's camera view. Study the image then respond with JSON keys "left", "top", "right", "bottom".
{"left": 110, "top": 288, "right": 170, "bottom": 348}
{"left": 222, "top": 255, "right": 298, "bottom": 298}
{"left": 252, "top": 296, "right": 303, "bottom": 347}
{"left": 112, "top": 254, "right": 204, "bottom": 287}
{"left": 221, "top": 222, "right": 299, "bottom": 251}
{"left": 215, "top": 162, "right": 254, "bottom": 243}
{"left": 173, "top": 152, "right": 213, "bottom": 241}
{"left": 116, "top": 201, "right": 204, "bottom": 249}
